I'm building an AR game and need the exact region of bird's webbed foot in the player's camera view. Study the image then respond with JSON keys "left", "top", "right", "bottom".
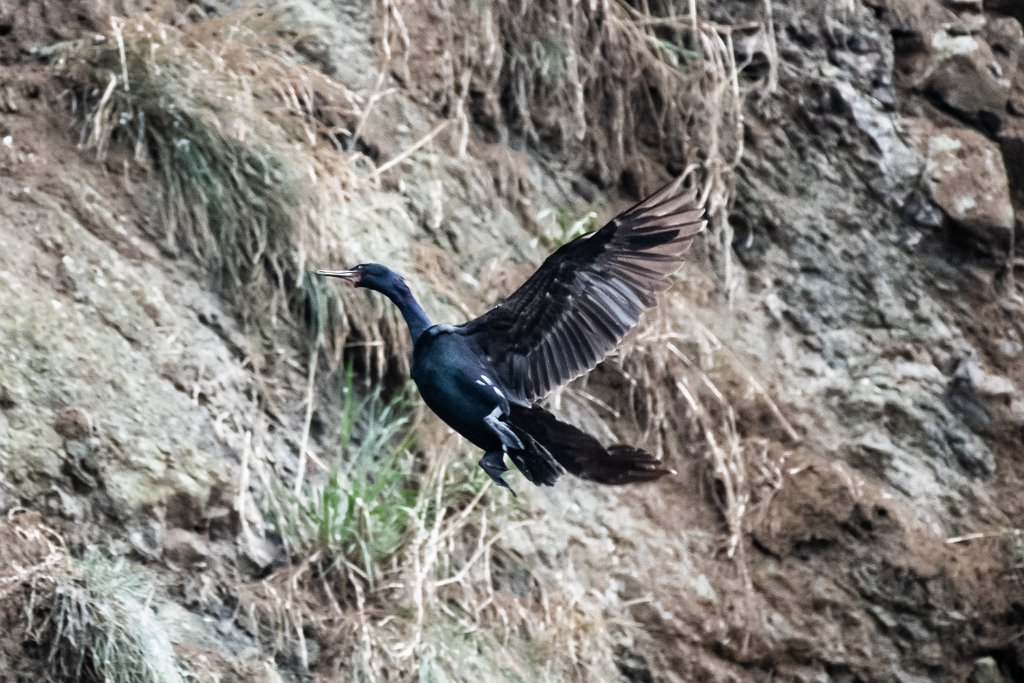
{"left": 479, "top": 449, "right": 516, "bottom": 496}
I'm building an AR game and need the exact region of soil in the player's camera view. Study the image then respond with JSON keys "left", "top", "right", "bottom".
{"left": 1, "top": 0, "right": 1023, "bottom": 681}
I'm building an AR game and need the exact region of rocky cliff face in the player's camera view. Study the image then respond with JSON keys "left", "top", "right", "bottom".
{"left": 0, "top": 0, "right": 1022, "bottom": 681}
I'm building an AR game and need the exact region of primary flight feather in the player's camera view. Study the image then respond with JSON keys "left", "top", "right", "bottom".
{"left": 318, "top": 172, "right": 705, "bottom": 493}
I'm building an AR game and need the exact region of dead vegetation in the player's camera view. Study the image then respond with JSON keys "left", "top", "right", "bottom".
{"left": 385, "top": 3, "right": 794, "bottom": 648}
{"left": 387, "top": 0, "right": 778, "bottom": 295}
{"left": 570, "top": 285, "right": 799, "bottom": 652}
{"left": 238, "top": 375, "right": 625, "bottom": 679}
{"left": 51, "top": 9, "right": 414, "bottom": 368}
{"left": 35, "top": 0, "right": 802, "bottom": 679}
{"left": 31, "top": 552, "right": 185, "bottom": 683}
{"left": 1, "top": 511, "right": 183, "bottom": 682}
{"left": 0, "top": 510, "right": 69, "bottom": 608}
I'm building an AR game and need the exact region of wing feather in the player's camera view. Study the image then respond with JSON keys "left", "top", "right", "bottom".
{"left": 455, "top": 172, "right": 706, "bottom": 401}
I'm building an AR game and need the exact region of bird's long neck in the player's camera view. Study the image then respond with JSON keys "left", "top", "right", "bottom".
{"left": 381, "top": 281, "right": 431, "bottom": 344}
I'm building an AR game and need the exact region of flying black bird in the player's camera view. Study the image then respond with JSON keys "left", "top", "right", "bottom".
{"left": 318, "top": 173, "right": 705, "bottom": 493}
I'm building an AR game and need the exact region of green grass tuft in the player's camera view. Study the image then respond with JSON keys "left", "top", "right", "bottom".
{"left": 271, "top": 367, "right": 418, "bottom": 586}
{"left": 33, "top": 552, "right": 184, "bottom": 683}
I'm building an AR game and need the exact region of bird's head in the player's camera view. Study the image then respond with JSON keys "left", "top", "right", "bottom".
{"left": 316, "top": 263, "right": 405, "bottom": 294}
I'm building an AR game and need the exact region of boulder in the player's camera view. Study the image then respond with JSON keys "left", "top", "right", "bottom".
{"left": 922, "top": 28, "right": 1012, "bottom": 120}
{"left": 163, "top": 528, "right": 211, "bottom": 567}
{"left": 880, "top": 0, "right": 1014, "bottom": 121}
{"left": 908, "top": 120, "right": 1015, "bottom": 235}
{"left": 983, "top": 17, "right": 1023, "bottom": 88}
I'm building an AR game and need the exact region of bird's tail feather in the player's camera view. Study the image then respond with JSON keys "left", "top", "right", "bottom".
{"left": 507, "top": 404, "right": 674, "bottom": 485}
{"left": 506, "top": 438, "right": 564, "bottom": 487}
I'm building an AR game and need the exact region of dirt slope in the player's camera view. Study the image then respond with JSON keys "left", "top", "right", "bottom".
{"left": 1, "top": 0, "right": 1023, "bottom": 682}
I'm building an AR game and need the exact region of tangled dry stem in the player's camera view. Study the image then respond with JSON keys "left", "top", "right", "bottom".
{"left": 0, "top": 509, "right": 69, "bottom": 604}
{"left": 239, "top": 401, "right": 628, "bottom": 679}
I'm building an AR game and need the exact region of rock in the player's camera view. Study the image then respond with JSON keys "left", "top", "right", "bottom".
{"left": 0, "top": 381, "right": 13, "bottom": 410}
{"left": 239, "top": 526, "right": 278, "bottom": 573}
{"left": 294, "top": 34, "right": 335, "bottom": 75}
{"left": 62, "top": 438, "right": 99, "bottom": 490}
{"left": 922, "top": 28, "right": 1011, "bottom": 121}
{"left": 248, "top": 660, "right": 287, "bottom": 683}
{"left": 882, "top": 0, "right": 1012, "bottom": 121}
{"left": 691, "top": 573, "right": 717, "bottom": 603}
{"left": 983, "top": 17, "right": 1023, "bottom": 89}
{"left": 904, "top": 189, "right": 946, "bottom": 227}
{"left": 751, "top": 457, "right": 869, "bottom": 557}
{"left": 999, "top": 116, "right": 1024, "bottom": 199}
{"left": 963, "top": 365, "right": 1017, "bottom": 399}
{"left": 163, "top": 528, "right": 211, "bottom": 567}
{"left": 832, "top": 80, "right": 922, "bottom": 198}
{"left": 941, "top": 358, "right": 1013, "bottom": 466}
{"left": 53, "top": 406, "right": 91, "bottom": 440}
{"left": 969, "top": 656, "right": 1003, "bottom": 683}
{"left": 43, "top": 485, "right": 87, "bottom": 521}
{"left": 304, "top": 637, "right": 321, "bottom": 669}
{"left": 941, "top": 0, "right": 981, "bottom": 11}
{"left": 908, "top": 120, "right": 1015, "bottom": 237}
{"left": 876, "top": 0, "right": 958, "bottom": 37}
{"left": 203, "top": 504, "right": 237, "bottom": 540}
{"left": 129, "top": 525, "right": 162, "bottom": 560}
{"left": 164, "top": 490, "right": 210, "bottom": 530}
{"left": 1011, "top": 398, "right": 1024, "bottom": 428}
{"left": 995, "top": 339, "right": 1023, "bottom": 362}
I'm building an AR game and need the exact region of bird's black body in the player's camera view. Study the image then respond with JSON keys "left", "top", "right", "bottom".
{"left": 319, "top": 172, "right": 706, "bottom": 493}
{"left": 412, "top": 327, "right": 509, "bottom": 452}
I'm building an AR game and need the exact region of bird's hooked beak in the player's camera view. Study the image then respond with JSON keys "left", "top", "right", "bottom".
{"left": 316, "top": 268, "right": 360, "bottom": 286}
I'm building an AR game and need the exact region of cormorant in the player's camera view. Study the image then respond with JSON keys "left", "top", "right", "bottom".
{"left": 318, "top": 173, "right": 705, "bottom": 492}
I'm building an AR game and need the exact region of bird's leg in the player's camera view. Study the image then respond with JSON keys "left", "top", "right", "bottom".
{"left": 479, "top": 406, "right": 522, "bottom": 494}
{"left": 483, "top": 406, "right": 524, "bottom": 450}
{"left": 479, "top": 448, "right": 515, "bottom": 496}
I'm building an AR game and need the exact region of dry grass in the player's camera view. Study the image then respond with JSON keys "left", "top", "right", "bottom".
{"left": 30, "top": 551, "right": 185, "bottom": 683}
{"left": 380, "top": 0, "right": 794, "bottom": 659}
{"left": 0, "top": 517, "right": 184, "bottom": 683}
{"left": 0, "top": 510, "right": 69, "bottom": 606}
{"left": 236, "top": 374, "right": 626, "bottom": 680}
{"left": 580, "top": 286, "right": 797, "bottom": 652}
{"left": 387, "top": 0, "right": 777, "bottom": 297}
{"left": 244, "top": 459, "right": 626, "bottom": 680}
{"left": 381, "top": 2, "right": 791, "bottom": 641}
{"left": 51, "top": 9, "right": 415, "bottom": 370}
{"left": 947, "top": 528, "right": 1024, "bottom": 582}
{"left": 42, "top": 1, "right": 798, "bottom": 678}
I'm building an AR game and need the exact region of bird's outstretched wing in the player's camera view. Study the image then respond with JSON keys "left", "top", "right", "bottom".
{"left": 454, "top": 172, "right": 706, "bottom": 402}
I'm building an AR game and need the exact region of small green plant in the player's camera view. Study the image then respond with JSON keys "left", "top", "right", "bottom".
{"left": 33, "top": 551, "right": 184, "bottom": 683}
{"left": 555, "top": 207, "right": 600, "bottom": 245}
{"left": 536, "top": 206, "right": 600, "bottom": 250}
{"left": 272, "top": 367, "right": 417, "bottom": 586}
